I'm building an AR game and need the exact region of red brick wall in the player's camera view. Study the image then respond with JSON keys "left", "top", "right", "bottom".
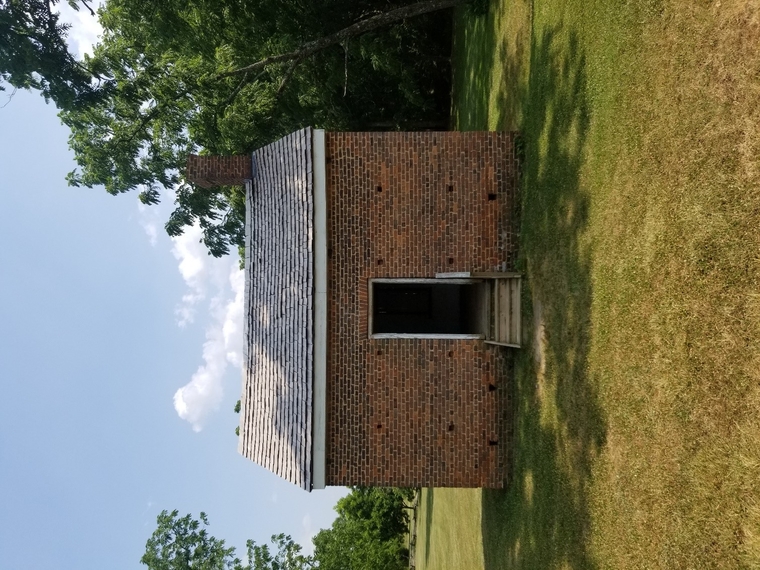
{"left": 325, "top": 131, "right": 519, "bottom": 488}
{"left": 186, "top": 154, "right": 252, "bottom": 188}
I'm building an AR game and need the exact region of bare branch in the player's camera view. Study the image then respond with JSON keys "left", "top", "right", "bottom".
{"left": 342, "top": 40, "right": 348, "bottom": 97}
{"left": 80, "top": 0, "right": 97, "bottom": 17}
{"left": 224, "top": 71, "right": 250, "bottom": 106}
{"left": 0, "top": 87, "right": 19, "bottom": 109}
{"left": 220, "top": 67, "right": 270, "bottom": 109}
{"left": 276, "top": 57, "right": 304, "bottom": 96}
{"left": 217, "top": 0, "right": 468, "bottom": 79}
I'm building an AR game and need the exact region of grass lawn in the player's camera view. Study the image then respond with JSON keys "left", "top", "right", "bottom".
{"left": 417, "top": 0, "right": 760, "bottom": 568}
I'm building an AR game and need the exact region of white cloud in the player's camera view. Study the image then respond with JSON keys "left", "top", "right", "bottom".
{"left": 171, "top": 224, "right": 208, "bottom": 327}
{"left": 300, "top": 514, "right": 318, "bottom": 556}
{"left": 141, "top": 220, "right": 158, "bottom": 246}
{"left": 173, "top": 321, "right": 227, "bottom": 432}
{"left": 56, "top": 1, "right": 104, "bottom": 59}
{"left": 172, "top": 233, "right": 244, "bottom": 432}
{"left": 223, "top": 268, "right": 245, "bottom": 368}
{"left": 136, "top": 201, "right": 163, "bottom": 247}
{"left": 134, "top": 190, "right": 245, "bottom": 432}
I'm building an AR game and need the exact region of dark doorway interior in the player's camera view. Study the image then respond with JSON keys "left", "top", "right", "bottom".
{"left": 372, "top": 282, "right": 486, "bottom": 335}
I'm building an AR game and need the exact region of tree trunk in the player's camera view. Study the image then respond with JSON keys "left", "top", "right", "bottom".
{"left": 217, "top": 0, "right": 469, "bottom": 79}
{"left": 363, "top": 119, "right": 449, "bottom": 130}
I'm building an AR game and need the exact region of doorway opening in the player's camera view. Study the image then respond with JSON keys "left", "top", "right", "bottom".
{"left": 370, "top": 279, "right": 487, "bottom": 338}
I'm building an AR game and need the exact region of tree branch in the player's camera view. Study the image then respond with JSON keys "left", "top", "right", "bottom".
{"left": 224, "top": 71, "right": 250, "bottom": 106}
{"left": 276, "top": 57, "right": 304, "bottom": 96}
{"left": 80, "top": 0, "right": 97, "bottom": 17}
{"left": 0, "top": 87, "right": 18, "bottom": 109}
{"left": 217, "top": 0, "right": 468, "bottom": 79}
{"left": 342, "top": 40, "right": 348, "bottom": 97}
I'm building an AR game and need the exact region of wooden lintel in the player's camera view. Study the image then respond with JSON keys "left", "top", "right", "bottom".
{"left": 484, "top": 340, "right": 521, "bottom": 348}
{"left": 472, "top": 271, "right": 522, "bottom": 279}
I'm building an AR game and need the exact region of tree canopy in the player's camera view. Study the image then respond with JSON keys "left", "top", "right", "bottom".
{"left": 143, "top": 489, "right": 415, "bottom": 570}
{"left": 51, "top": 0, "right": 454, "bottom": 256}
{"left": 313, "top": 487, "right": 414, "bottom": 570}
{"left": 142, "top": 510, "right": 242, "bottom": 570}
{"left": 3, "top": 0, "right": 461, "bottom": 256}
{"left": 141, "top": 510, "right": 311, "bottom": 570}
{"left": 0, "top": 0, "right": 96, "bottom": 107}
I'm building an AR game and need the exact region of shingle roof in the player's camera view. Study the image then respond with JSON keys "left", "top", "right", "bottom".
{"left": 238, "top": 128, "right": 314, "bottom": 490}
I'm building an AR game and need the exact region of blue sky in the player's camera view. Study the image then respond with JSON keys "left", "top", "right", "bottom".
{"left": 0, "top": 6, "right": 345, "bottom": 569}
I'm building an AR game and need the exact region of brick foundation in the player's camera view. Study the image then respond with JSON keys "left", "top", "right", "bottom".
{"left": 186, "top": 154, "right": 252, "bottom": 188}
{"left": 325, "top": 131, "right": 519, "bottom": 488}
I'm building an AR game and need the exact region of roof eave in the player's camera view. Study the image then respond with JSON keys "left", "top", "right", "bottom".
{"left": 311, "top": 128, "right": 327, "bottom": 490}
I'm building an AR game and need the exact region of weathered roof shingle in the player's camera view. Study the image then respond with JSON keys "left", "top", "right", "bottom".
{"left": 238, "top": 128, "right": 314, "bottom": 490}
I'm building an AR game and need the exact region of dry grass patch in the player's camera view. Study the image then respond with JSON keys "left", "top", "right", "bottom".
{"left": 588, "top": 2, "right": 760, "bottom": 566}
{"left": 425, "top": 0, "right": 760, "bottom": 568}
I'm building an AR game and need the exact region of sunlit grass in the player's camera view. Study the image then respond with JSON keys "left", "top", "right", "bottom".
{"left": 415, "top": 488, "right": 484, "bottom": 570}
{"left": 419, "top": 0, "right": 760, "bottom": 567}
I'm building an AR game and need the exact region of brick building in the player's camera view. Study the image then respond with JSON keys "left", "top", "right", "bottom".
{"left": 186, "top": 128, "right": 520, "bottom": 491}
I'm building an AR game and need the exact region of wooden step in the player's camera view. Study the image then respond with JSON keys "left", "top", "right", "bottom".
{"left": 485, "top": 275, "right": 521, "bottom": 348}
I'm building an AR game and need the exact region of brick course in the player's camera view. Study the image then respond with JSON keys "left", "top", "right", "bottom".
{"left": 186, "top": 154, "right": 253, "bottom": 188}
{"left": 325, "top": 131, "right": 519, "bottom": 488}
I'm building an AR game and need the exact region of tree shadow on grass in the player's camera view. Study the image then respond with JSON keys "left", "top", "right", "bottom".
{"left": 451, "top": 2, "right": 530, "bottom": 131}
{"left": 482, "top": 22, "right": 607, "bottom": 570}
{"left": 451, "top": 8, "right": 496, "bottom": 130}
{"left": 424, "top": 487, "right": 435, "bottom": 566}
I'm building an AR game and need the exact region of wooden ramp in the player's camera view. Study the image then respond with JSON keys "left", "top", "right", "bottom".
{"left": 474, "top": 272, "right": 522, "bottom": 348}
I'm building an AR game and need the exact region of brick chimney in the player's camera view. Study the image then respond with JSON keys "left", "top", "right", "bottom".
{"left": 186, "top": 154, "right": 253, "bottom": 188}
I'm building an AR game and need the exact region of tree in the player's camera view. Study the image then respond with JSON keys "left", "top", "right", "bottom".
{"left": 313, "top": 517, "right": 406, "bottom": 570}
{"left": 3, "top": 1, "right": 470, "bottom": 256}
{"left": 141, "top": 510, "right": 311, "bottom": 570}
{"left": 57, "top": 0, "right": 460, "bottom": 256}
{"left": 247, "top": 534, "right": 312, "bottom": 570}
{"left": 218, "top": 0, "right": 466, "bottom": 80}
{"left": 143, "top": 494, "right": 414, "bottom": 570}
{"left": 335, "top": 487, "right": 414, "bottom": 543}
{"left": 312, "top": 487, "right": 414, "bottom": 570}
{"left": 141, "top": 510, "right": 244, "bottom": 570}
{"left": 0, "top": 0, "right": 97, "bottom": 107}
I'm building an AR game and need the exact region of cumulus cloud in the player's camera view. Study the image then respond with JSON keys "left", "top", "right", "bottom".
{"left": 136, "top": 201, "right": 163, "bottom": 247}
{"left": 170, "top": 224, "right": 208, "bottom": 327}
{"left": 172, "top": 237, "right": 244, "bottom": 432}
{"left": 56, "top": 1, "right": 104, "bottom": 59}
{"left": 173, "top": 322, "right": 227, "bottom": 432}
{"left": 133, "top": 189, "right": 245, "bottom": 431}
{"left": 223, "top": 268, "right": 245, "bottom": 368}
{"left": 141, "top": 220, "right": 159, "bottom": 246}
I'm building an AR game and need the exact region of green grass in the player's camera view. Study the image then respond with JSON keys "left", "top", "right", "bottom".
{"left": 416, "top": 488, "right": 485, "bottom": 570}
{"left": 417, "top": 0, "right": 760, "bottom": 568}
